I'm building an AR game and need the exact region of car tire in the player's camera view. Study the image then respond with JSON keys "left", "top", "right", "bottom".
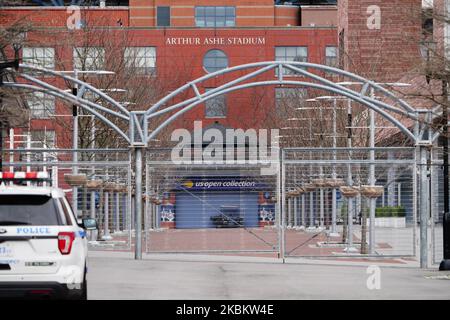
{"left": 71, "top": 268, "right": 87, "bottom": 300}
{"left": 80, "top": 268, "right": 88, "bottom": 300}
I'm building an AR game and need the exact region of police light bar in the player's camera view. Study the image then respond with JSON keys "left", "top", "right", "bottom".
{"left": 0, "top": 171, "right": 50, "bottom": 180}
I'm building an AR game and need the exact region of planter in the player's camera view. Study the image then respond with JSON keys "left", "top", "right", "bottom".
{"left": 150, "top": 197, "right": 161, "bottom": 205}
{"left": 296, "top": 187, "right": 306, "bottom": 194}
{"left": 114, "top": 184, "right": 127, "bottom": 193}
{"left": 312, "top": 179, "right": 326, "bottom": 188}
{"left": 303, "top": 184, "right": 316, "bottom": 192}
{"left": 324, "top": 178, "right": 345, "bottom": 188}
{"left": 339, "top": 186, "right": 359, "bottom": 198}
{"left": 86, "top": 179, "right": 102, "bottom": 190}
{"left": 103, "top": 182, "right": 117, "bottom": 192}
{"left": 360, "top": 185, "right": 384, "bottom": 198}
{"left": 367, "top": 217, "right": 406, "bottom": 228}
{"left": 64, "top": 174, "right": 87, "bottom": 186}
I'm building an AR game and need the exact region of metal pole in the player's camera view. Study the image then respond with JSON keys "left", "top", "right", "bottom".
{"left": 90, "top": 115, "right": 96, "bottom": 241}
{"left": 319, "top": 106, "right": 324, "bottom": 229}
{"left": 345, "top": 99, "right": 356, "bottom": 252}
{"left": 103, "top": 191, "right": 111, "bottom": 240}
{"left": 72, "top": 69, "right": 79, "bottom": 217}
{"left": 319, "top": 188, "right": 324, "bottom": 228}
{"left": 288, "top": 197, "right": 292, "bottom": 228}
{"left": 90, "top": 189, "right": 96, "bottom": 241}
{"left": 134, "top": 147, "right": 143, "bottom": 260}
{"left": 115, "top": 191, "right": 120, "bottom": 232}
{"left": 309, "top": 191, "right": 314, "bottom": 228}
{"left": 281, "top": 149, "right": 286, "bottom": 260}
{"left": 293, "top": 195, "right": 298, "bottom": 227}
{"left": 369, "top": 88, "right": 376, "bottom": 254}
{"left": 331, "top": 98, "right": 338, "bottom": 236}
{"left": 420, "top": 146, "right": 429, "bottom": 268}
{"left": 300, "top": 193, "right": 305, "bottom": 226}
{"left": 440, "top": 79, "right": 450, "bottom": 270}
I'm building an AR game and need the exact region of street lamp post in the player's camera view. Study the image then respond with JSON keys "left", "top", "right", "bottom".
{"left": 62, "top": 69, "right": 115, "bottom": 217}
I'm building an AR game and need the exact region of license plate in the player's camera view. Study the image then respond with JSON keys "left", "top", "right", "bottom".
{"left": 0, "top": 244, "right": 14, "bottom": 258}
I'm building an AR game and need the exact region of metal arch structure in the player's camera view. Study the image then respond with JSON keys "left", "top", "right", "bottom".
{"left": 3, "top": 64, "right": 131, "bottom": 143}
{"left": 1, "top": 62, "right": 438, "bottom": 266}
{"left": 144, "top": 61, "right": 429, "bottom": 145}
{"left": 142, "top": 61, "right": 436, "bottom": 268}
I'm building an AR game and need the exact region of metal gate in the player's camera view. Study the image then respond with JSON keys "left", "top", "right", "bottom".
{"left": 144, "top": 147, "right": 281, "bottom": 255}
{"left": 281, "top": 147, "right": 418, "bottom": 259}
{"left": 2, "top": 146, "right": 134, "bottom": 251}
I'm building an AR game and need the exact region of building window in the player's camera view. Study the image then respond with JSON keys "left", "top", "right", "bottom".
{"left": 28, "top": 92, "right": 55, "bottom": 119}
{"left": 124, "top": 47, "right": 156, "bottom": 75}
{"left": 30, "top": 130, "right": 56, "bottom": 149}
{"left": 275, "top": 88, "right": 307, "bottom": 109}
{"left": 195, "top": 6, "right": 236, "bottom": 27}
{"left": 22, "top": 47, "right": 55, "bottom": 70}
{"left": 205, "top": 88, "right": 226, "bottom": 118}
{"left": 275, "top": 46, "right": 308, "bottom": 75}
{"left": 73, "top": 47, "right": 105, "bottom": 71}
{"left": 157, "top": 6, "right": 170, "bottom": 27}
{"left": 203, "top": 49, "right": 228, "bottom": 73}
{"left": 325, "top": 46, "right": 338, "bottom": 67}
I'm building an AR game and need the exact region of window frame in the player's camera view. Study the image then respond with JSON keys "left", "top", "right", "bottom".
{"left": 30, "top": 130, "right": 56, "bottom": 149}
{"left": 325, "top": 46, "right": 338, "bottom": 67}
{"left": 204, "top": 88, "right": 227, "bottom": 119}
{"left": 124, "top": 46, "right": 157, "bottom": 75}
{"left": 275, "top": 87, "right": 308, "bottom": 110}
{"left": 275, "top": 46, "right": 308, "bottom": 76}
{"left": 195, "top": 6, "right": 236, "bottom": 27}
{"left": 28, "top": 92, "right": 56, "bottom": 119}
{"left": 73, "top": 46, "right": 106, "bottom": 71}
{"left": 156, "top": 6, "right": 171, "bottom": 27}
{"left": 22, "top": 47, "right": 55, "bottom": 72}
{"left": 203, "top": 49, "right": 229, "bottom": 73}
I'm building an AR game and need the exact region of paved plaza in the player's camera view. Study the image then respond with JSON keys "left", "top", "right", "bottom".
{"left": 87, "top": 251, "right": 450, "bottom": 300}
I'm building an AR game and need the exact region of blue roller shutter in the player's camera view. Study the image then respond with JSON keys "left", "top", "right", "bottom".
{"left": 175, "top": 192, "right": 258, "bottom": 229}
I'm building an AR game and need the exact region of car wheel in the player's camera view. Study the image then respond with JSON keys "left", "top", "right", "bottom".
{"left": 71, "top": 268, "right": 87, "bottom": 300}
{"left": 80, "top": 268, "right": 88, "bottom": 300}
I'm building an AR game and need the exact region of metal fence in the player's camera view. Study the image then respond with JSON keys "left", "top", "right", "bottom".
{"left": 431, "top": 148, "right": 446, "bottom": 265}
{"left": 144, "top": 147, "right": 281, "bottom": 255}
{"left": 281, "top": 147, "right": 418, "bottom": 258}
{"left": 1, "top": 148, "right": 133, "bottom": 250}
{"left": 3, "top": 145, "right": 446, "bottom": 264}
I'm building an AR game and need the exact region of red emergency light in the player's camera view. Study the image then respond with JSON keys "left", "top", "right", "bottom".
{"left": 0, "top": 171, "right": 50, "bottom": 180}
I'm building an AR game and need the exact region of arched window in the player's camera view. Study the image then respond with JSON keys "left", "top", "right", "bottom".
{"left": 203, "top": 49, "right": 228, "bottom": 73}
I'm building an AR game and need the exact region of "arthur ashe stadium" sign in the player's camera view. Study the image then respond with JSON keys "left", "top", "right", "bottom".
{"left": 165, "top": 36, "right": 266, "bottom": 46}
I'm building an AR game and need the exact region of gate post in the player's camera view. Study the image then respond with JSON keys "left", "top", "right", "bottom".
{"left": 134, "top": 146, "right": 144, "bottom": 260}
{"left": 278, "top": 148, "right": 285, "bottom": 260}
{"left": 419, "top": 145, "right": 430, "bottom": 268}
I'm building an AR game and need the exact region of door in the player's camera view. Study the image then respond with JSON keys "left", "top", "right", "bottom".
{"left": 175, "top": 192, "right": 259, "bottom": 229}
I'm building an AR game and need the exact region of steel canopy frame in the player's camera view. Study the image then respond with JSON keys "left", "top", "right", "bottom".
{"left": 145, "top": 61, "right": 422, "bottom": 144}
{"left": 2, "top": 61, "right": 436, "bottom": 266}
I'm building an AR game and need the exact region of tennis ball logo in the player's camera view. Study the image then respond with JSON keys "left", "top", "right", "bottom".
{"left": 183, "top": 180, "right": 194, "bottom": 188}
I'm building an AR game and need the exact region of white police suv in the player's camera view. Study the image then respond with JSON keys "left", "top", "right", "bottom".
{"left": 0, "top": 172, "right": 97, "bottom": 300}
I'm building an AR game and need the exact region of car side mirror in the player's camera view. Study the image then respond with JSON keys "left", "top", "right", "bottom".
{"left": 82, "top": 218, "right": 98, "bottom": 230}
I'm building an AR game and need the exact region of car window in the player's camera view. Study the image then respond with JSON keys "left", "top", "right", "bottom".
{"left": 58, "top": 198, "right": 73, "bottom": 226}
{"left": 0, "top": 195, "right": 62, "bottom": 226}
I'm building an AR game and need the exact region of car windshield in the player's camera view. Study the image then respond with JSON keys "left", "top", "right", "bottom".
{"left": 0, "top": 195, "right": 61, "bottom": 226}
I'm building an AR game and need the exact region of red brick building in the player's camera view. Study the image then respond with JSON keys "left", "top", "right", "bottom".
{"left": 0, "top": 0, "right": 430, "bottom": 228}
{"left": 1, "top": 0, "right": 340, "bottom": 147}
